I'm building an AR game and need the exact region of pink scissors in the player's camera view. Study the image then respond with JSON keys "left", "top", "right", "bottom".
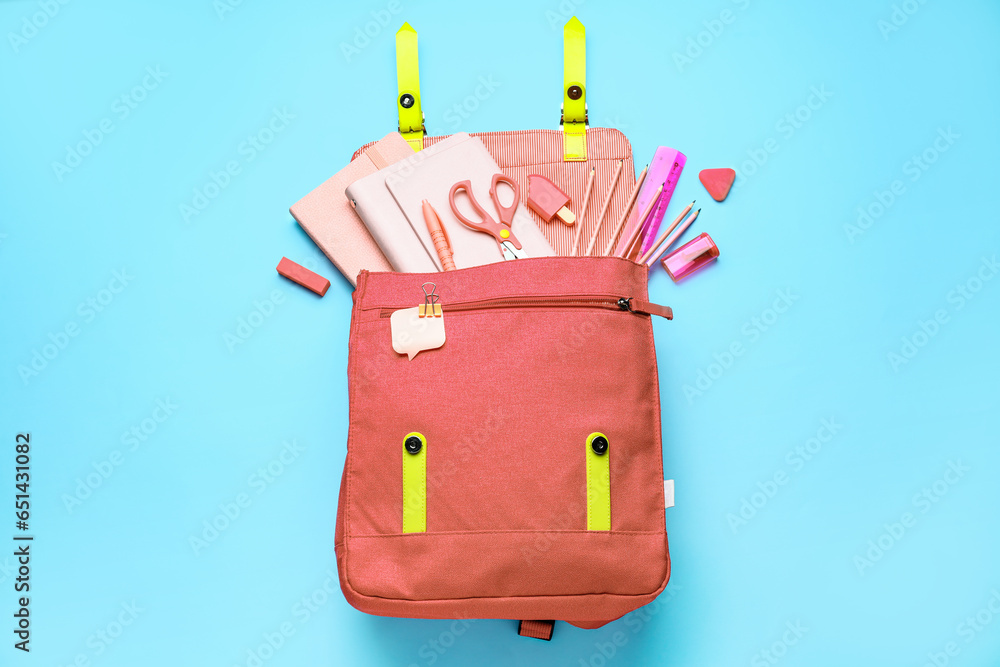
{"left": 448, "top": 173, "right": 527, "bottom": 260}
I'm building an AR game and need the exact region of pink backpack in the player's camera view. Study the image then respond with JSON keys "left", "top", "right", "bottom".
{"left": 335, "top": 257, "right": 672, "bottom": 639}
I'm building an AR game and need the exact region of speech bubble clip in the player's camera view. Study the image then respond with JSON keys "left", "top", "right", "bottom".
{"left": 390, "top": 282, "right": 445, "bottom": 360}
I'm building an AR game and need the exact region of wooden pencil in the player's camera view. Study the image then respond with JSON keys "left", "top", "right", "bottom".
{"left": 584, "top": 160, "right": 624, "bottom": 256}
{"left": 623, "top": 191, "right": 668, "bottom": 261}
{"left": 613, "top": 183, "right": 661, "bottom": 258}
{"left": 600, "top": 165, "right": 649, "bottom": 256}
{"left": 638, "top": 201, "right": 695, "bottom": 264}
{"left": 647, "top": 208, "right": 701, "bottom": 266}
{"left": 570, "top": 166, "right": 596, "bottom": 256}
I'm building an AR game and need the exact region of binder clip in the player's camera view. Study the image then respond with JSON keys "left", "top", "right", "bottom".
{"left": 392, "top": 283, "right": 446, "bottom": 360}
{"left": 419, "top": 282, "right": 442, "bottom": 318}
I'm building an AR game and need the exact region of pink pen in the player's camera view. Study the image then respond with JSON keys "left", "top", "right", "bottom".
{"left": 422, "top": 199, "right": 455, "bottom": 271}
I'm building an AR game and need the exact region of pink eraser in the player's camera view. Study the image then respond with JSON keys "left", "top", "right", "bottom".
{"left": 527, "top": 174, "right": 575, "bottom": 225}
{"left": 276, "top": 257, "right": 330, "bottom": 296}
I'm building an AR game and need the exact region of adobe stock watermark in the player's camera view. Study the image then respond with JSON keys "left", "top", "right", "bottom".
{"left": 0, "top": 557, "right": 16, "bottom": 586}
{"left": 56, "top": 601, "right": 144, "bottom": 667}
{"left": 592, "top": 114, "right": 630, "bottom": 132}
{"left": 545, "top": 0, "right": 585, "bottom": 31}
{"left": 750, "top": 620, "right": 809, "bottom": 667}
{"left": 232, "top": 569, "right": 349, "bottom": 667}
{"left": 236, "top": 568, "right": 474, "bottom": 667}
{"left": 734, "top": 85, "right": 833, "bottom": 187}
{"left": 844, "top": 126, "right": 959, "bottom": 243}
{"left": 180, "top": 107, "right": 295, "bottom": 223}
{"left": 383, "top": 141, "right": 442, "bottom": 190}
{"left": 213, "top": 0, "right": 247, "bottom": 21}
{"left": 61, "top": 397, "right": 180, "bottom": 513}
{"left": 853, "top": 460, "right": 969, "bottom": 576}
{"left": 672, "top": 0, "right": 752, "bottom": 73}
{"left": 407, "top": 618, "right": 478, "bottom": 667}
{"left": 223, "top": 289, "right": 286, "bottom": 352}
{"left": 425, "top": 75, "right": 501, "bottom": 135}
{"left": 878, "top": 0, "right": 930, "bottom": 41}
{"left": 682, "top": 288, "right": 799, "bottom": 403}
{"left": 17, "top": 268, "right": 134, "bottom": 386}
{"left": 189, "top": 439, "right": 305, "bottom": 555}
{"left": 520, "top": 498, "right": 587, "bottom": 566}
{"left": 726, "top": 418, "right": 844, "bottom": 534}
{"left": 887, "top": 255, "right": 997, "bottom": 372}
{"left": 339, "top": 0, "right": 403, "bottom": 62}
{"left": 576, "top": 584, "right": 682, "bottom": 667}
{"left": 920, "top": 589, "right": 1000, "bottom": 667}
{"left": 233, "top": 570, "right": 390, "bottom": 667}
{"left": 52, "top": 66, "right": 168, "bottom": 182}
{"left": 7, "top": 0, "right": 71, "bottom": 54}
{"left": 550, "top": 313, "right": 604, "bottom": 364}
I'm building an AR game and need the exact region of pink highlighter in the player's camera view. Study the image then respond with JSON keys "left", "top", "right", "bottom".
{"left": 661, "top": 232, "right": 719, "bottom": 282}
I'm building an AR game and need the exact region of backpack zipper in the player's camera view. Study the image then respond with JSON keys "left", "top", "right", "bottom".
{"left": 376, "top": 295, "right": 672, "bottom": 319}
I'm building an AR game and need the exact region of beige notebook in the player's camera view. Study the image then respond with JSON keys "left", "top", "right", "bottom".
{"left": 289, "top": 132, "right": 414, "bottom": 286}
{"left": 347, "top": 133, "right": 553, "bottom": 272}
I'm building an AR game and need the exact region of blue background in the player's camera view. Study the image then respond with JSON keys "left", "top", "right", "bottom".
{"left": 3, "top": 0, "right": 999, "bottom": 665}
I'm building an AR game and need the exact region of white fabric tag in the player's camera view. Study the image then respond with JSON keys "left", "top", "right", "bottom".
{"left": 664, "top": 479, "right": 675, "bottom": 509}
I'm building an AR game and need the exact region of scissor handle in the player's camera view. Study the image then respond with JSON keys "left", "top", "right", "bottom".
{"left": 448, "top": 180, "right": 510, "bottom": 246}
{"left": 489, "top": 173, "right": 520, "bottom": 229}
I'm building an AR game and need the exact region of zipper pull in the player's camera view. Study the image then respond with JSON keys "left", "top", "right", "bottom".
{"left": 618, "top": 297, "right": 673, "bottom": 320}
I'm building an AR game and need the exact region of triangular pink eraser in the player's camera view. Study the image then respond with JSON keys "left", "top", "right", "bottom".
{"left": 699, "top": 168, "right": 736, "bottom": 202}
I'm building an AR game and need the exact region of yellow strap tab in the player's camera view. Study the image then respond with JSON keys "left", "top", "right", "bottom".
{"left": 395, "top": 22, "right": 425, "bottom": 152}
{"left": 402, "top": 432, "right": 426, "bottom": 532}
{"left": 562, "top": 17, "right": 587, "bottom": 162}
{"left": 586, "top": 433, "right": 610, "bottom": 530}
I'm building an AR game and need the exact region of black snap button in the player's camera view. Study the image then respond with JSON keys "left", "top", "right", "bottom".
{"left": 567, "top": 85, "right": 583, "bottom": 100}
{"left": 591, "top": 436, "right": 608, "bottom": 455}
{"left": 405, "top": 436, "right": 422, "bottom": 454}
{"left": 399, "top": 93, "right": 415, "bottom": 109}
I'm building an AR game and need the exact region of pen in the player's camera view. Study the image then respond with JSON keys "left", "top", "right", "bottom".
{"left": 422, "top": 200, "right": 455, "bottom": 271}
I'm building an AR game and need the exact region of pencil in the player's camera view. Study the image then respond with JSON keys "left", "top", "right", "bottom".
{"left": 638, "top": 201, "right": 695, "bottom": 264}
{"left": 608, "top": 185, "right": 663, "bottom": 257}
{"left": 571, "top": 166, "right": 596, "bottom": 256}
{"left": 584, "top": 160, "right": 624, "bottom": 257}
{"left": 602, "top": 165, "right": 649, "bottom": 256}
{"left": 623, "top": 190, "right": 667, "bottom": 261}
{"left": 647, "top": 208, "right": 701, "bottom": 266}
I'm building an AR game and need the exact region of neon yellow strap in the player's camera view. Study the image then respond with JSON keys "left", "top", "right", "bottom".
{"left": 562, "top": 17, "right": 587, "bottom": 162}
{"left": 395, "top": 23, "right": 425, "bottom": 152}
{"left": 586, "top": 433, "right": 610, "bottom": 530}
{"left": 402, "top": 432, "right": 426, "bottom": 532}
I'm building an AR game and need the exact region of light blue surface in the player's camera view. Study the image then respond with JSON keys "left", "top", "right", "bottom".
{"left": 3, "top": 1, "right": 999, "bottom": 665}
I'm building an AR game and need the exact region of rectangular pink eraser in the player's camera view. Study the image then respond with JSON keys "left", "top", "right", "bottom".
{"left": 276, "top": 257, "right": 330, "bottom": 296}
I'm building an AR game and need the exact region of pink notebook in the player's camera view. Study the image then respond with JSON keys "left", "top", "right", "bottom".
{"left": 347, "top": 133, "right": 553, "bottom": 272}
{"left": 289, "top": 132, "right": 414, "bottom": 286}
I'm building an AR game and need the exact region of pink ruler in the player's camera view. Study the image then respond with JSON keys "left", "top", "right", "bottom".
{"left": 614, "top": 147, "right": 686, "bottom": 256}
